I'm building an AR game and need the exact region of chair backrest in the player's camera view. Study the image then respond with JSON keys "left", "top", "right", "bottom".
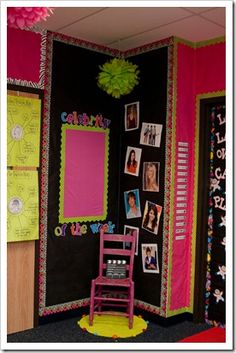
{"left": 99, "top": 229, "right": 136, "bottom": 279}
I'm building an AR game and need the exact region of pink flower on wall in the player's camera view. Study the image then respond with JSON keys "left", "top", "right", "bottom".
{"left": 7, "top": 7, "right": 53, "bottom": 29}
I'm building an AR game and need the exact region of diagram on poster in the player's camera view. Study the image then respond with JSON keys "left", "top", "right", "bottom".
{"left": 7, "top": 170, "right": 39, "bottom": 242}
{"left": 7, "top": 95, "right": 41, "bottom": 167}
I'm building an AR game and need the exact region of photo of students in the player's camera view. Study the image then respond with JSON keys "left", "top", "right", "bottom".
{"left": 143, "top": 162, "right": 160, "bottom": 192}
{"left": 142, "top": 244, "right": 159, "bottom": 273}
{"left": 125, "top": 101, "right": 139, "bottom": 131}
{"left": 123, "top": 225, "right": 139, "bottom": 255}
{"left": 124, "top": 146, "right": 142, "bottom": 176}
{"left": 124, "top": 189, "right": 141, "bottom": 219}
{"left": 142, "top": 201, "right": 162, "bottom": 235}
{"left": 140, "top": 122, "right": 163, "bottom": 147}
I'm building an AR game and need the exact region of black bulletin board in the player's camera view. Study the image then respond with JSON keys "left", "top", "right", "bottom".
{"left": 119, "top": 47, "right": 168, "bottom": 308}
{"left": 39, "top": 34, "right": 170, "bottom": 317}
{"left": 41, "top": 38, "right": 122, "bottom": 310}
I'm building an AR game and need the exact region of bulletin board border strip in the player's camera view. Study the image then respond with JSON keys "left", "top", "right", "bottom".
{"left": 38, "top": 31, "right": 53, "bottom": 316}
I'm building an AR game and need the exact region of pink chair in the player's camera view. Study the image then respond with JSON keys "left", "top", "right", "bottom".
{"left": 89, "top": 229, "right": 136, "bottom": 329}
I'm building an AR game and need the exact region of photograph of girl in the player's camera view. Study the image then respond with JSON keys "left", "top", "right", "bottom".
{"left": 142, "top": 201, "right": 162, "bottom": 235}
{"left": 143, "top": 162, "right": 160, "bottom": 192}
{"left": 141, "top": 244, "right": 159, "bottom": 273}
{"left": 125, "top": 101, "right": 139, "bottom": 131}
{"left": 124, "top": 146, "right": 142, "bottom": 176}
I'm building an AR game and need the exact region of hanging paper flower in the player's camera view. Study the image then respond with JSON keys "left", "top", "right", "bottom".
{"left": 97, "top": 58, "right": 140, "bottom": 99}
{"left": 7, "top": 7, "right": 53, "bottom": 29}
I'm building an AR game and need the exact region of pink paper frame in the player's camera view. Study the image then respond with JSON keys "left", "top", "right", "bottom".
{"left": 59, "top": 125, "right": 109, "bottom": 223}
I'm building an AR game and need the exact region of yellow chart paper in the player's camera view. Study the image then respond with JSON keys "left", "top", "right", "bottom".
{"left": 7, "top": 170, "right": 39, "bottom": 242}
{"left": 7, "top": 95, "right": 41, "bottom": 167}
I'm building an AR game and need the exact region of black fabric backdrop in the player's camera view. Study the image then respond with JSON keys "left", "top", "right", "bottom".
{"left": 46, "top": 41, "right": 122, "bottom": 306}
{"left": 119, "top": 48, "right": 168, "bottom": 307}
{"left": 44, "top": 39, "right": 168, "bottom": 310}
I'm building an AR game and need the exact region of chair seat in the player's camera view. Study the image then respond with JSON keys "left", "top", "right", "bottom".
{"left": 94, "top": 276, "right": 132, "bottom": 287}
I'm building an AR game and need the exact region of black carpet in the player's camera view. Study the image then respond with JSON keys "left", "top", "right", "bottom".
{"left": 7, "top": 317, "right": 210, "bottom": 343}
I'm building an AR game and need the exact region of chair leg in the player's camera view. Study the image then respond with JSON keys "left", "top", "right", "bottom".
{"left": 98, "top": 285, "right": 102, "bottom": 312}
{"left": 128, "top": 283, "right": 134, "bottom": 329}
{"left": 89, "top": 280, "right": 95, "bottom": 326}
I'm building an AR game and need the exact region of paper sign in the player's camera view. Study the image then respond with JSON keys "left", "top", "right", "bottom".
{"left": 7, "top": 170, "right": 39, "bottom": 242}
{"left": 7, "top": 95, "right": 41, "bottom": 167}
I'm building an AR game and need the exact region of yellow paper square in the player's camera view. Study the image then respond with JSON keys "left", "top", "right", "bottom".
{"left": 7, "top": 95, "right": 41, "bottom": 167}
{"left": 7, "top": 170, "right": 39, "bottom": 242}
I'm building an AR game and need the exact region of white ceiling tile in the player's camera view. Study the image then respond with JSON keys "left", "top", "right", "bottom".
{"left": 113, "top": 15, "right": 225, "bottom": 51}
{"left": 37, "top": 7, "right": 105, "bottom": 31}
{"left": 182, "top": 7, "right": 217, "bottom": 14}
{"left": 200, "top": 8, "right": 225, "bottom": 27}
{"left": 35, "top": 6, "right": 226, "bottom": 51}
{"left": 56, "top": 7, "right": 193, "bottom": 45}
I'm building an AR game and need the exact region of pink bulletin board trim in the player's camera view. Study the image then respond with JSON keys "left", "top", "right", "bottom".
{"left": 7, "top": 27, "right": 46, "bottom": 89}
{"left": 59, "top": 125, "right": 109, "bottom": 223}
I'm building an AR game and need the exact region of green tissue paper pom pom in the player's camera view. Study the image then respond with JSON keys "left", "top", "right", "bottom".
{"left": 97, "top": 58, "right": 140, "bottom": 98}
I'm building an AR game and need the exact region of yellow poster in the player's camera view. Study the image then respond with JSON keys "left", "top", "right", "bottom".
{"left": 7, "top": 170, "right": 39, "bottom": 242}
{"left": 7, "top": 95, "right": 41, "bottom": 167}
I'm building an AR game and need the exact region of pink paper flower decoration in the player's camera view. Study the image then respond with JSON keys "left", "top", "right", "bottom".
{"left": 7, "top": 7, "right": 53, "bottom": 29}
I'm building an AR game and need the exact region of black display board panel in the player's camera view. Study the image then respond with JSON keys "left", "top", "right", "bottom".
{"left": 119, "top": 47, "right": 168, "bottom": 307}
{"left": 45, "top": 40, "right": 122, "bottom": 306}
{"left": 194, "top": 97, "right": 225, "bottom": 325}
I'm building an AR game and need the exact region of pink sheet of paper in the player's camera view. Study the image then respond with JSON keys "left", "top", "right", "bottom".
{"left": 7, "top": 27, "right": 41, "bottom": 83}
{"left": 63, "top": 128, "right": 106, "bottom": 219}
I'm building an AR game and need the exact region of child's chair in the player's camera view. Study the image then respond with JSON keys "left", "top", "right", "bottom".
{"left": 89, "top": 229, "right": 136, "bottom": 329}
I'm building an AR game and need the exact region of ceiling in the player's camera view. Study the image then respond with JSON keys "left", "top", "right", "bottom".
{"left": 36, "top": 6, "right": 225, "bottom": 51}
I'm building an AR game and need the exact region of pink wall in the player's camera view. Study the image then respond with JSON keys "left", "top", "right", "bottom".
{"left": 7, "top": 27, "right": 42, "bottom": 84}
{"left": 170, "top": 40, "right": 225, "bottom": 311}
{"left": 196, "top": 42, "right": 225, "bottom": 94}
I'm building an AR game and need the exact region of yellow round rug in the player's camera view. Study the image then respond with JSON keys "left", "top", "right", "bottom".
{"left": 78, "top": 313, "right": 148, "bottom": 338}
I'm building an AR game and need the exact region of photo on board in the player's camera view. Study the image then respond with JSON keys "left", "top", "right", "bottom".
{"left": 143, "top": 162, "right": 160, "bottom": 192}
{"left": 141, "top": 243, "right": 159, "bottom": 274}
{"left": 124, "top": 101, "right": 139, "bottom": 131}
{"left": 124, "top": 146, "right": 142, "bottom": 176}
{"left": 142, "top": 200, "right": 162, "bottom": 235}
{"left": 124, "top": 189, "right": 141, "bottom": 219}
{"left": 123, "top": 225, "right": 139, "bottom": 255}
{"left": 140, "top": 122, "right": 163, "bottom": 147}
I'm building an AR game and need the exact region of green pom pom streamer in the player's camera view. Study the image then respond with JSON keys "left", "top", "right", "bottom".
{"left": 97, "top": 58, "right": 140, "bottom": 98}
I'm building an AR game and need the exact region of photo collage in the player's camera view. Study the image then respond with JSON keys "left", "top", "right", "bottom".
{"left": 123, "top": 102, "right": 163, "bottom": 274}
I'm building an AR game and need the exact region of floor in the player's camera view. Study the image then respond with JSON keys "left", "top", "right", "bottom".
{"left": 7, "top": 316, "right": 210, "bottom": 343}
